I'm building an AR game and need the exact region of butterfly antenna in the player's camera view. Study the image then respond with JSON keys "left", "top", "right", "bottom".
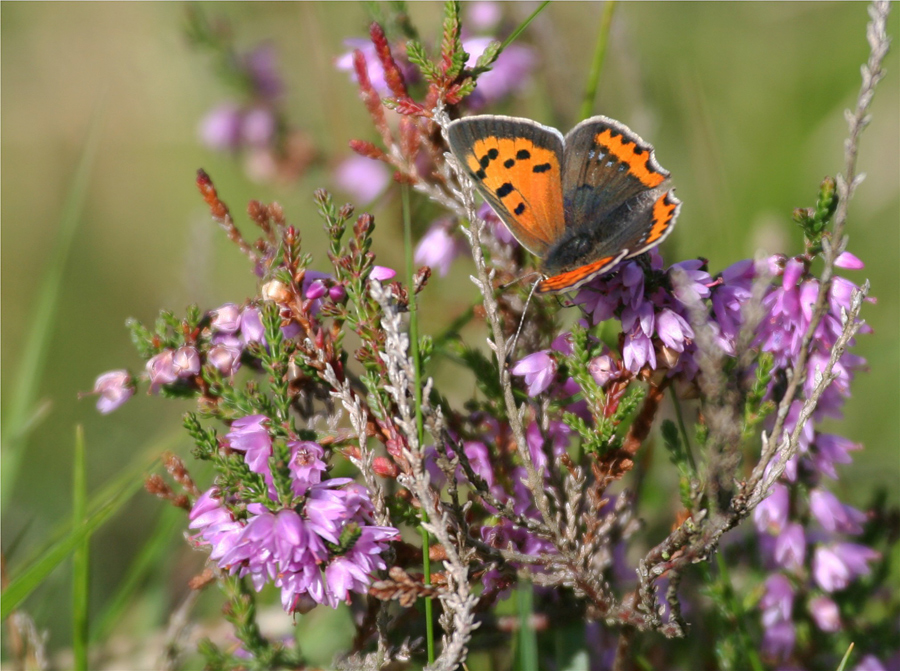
{"left": 506, "top": 276, "right": 542, "bottom": 361}
{"left": 500, "top": 270, "right": 542, "bottom": 291}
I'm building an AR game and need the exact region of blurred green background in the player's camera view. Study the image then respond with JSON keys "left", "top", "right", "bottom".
{"left": 2, "top": 1, "right": 898, "bottom": 661}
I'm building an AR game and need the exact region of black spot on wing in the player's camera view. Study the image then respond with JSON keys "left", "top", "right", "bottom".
{"left": 514, "top": 203, "right": 526, "bottom": 215}
{"left": 533, "top": 163, "right": 552, "bottom": 173}
{"left": 496, "top": 183, "right": 514, "bottom": 198}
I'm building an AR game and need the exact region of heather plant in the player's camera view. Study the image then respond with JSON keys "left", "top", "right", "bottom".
{"left": 4, "top": 3, "right": 897, "bottom": 671}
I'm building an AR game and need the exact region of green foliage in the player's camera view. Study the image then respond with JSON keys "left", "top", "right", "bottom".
{"left": 662, "top": 419, "right": 695, "bottom": 511}
{"left": 794, "top": 176, "right": 839, "bottom": 251}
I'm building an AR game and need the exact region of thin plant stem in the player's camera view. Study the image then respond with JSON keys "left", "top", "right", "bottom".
{"left": 501, "top": 1, "right": 552, "bottom": 52}
{"left": 72, "top": 426, "right": 89, "bottom": 671}
{"left": 669, "top": 387, "right": 697, "bottom": 473}
{"left": 402, "top": 183, "right": 434, "bottom": 664}
{"left": 579, "top": 0, "right": 617, "bottom": 120}
{"left": 516, "top": 581, "right": 537, "bottom": 671}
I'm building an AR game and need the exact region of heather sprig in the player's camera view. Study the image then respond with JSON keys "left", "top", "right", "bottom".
{"left": 83, "top": 2, "right": 897, "bottom": 669}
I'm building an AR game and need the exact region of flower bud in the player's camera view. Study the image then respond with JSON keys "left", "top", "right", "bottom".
{"left": 91, "top": 370, "right": 134, "bottom": 414}
{"left": 262, "top": 280, "right": 291, "bottom": 304}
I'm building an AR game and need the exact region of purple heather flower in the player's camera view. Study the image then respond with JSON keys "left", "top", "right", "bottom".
{"left": 525, "top": 420, "right": 571, "bottom": 472}
{"left": 511, "top": 350, "right": 557, "bottom": 397}
{"left": 328, "top": 284, "right": 346, "bottom": 303}
{"left": 240, "top": 307, "right": 267, "bottom": 345}
{"left": 760, "top": 574, "right": 794, "bottom": 626}
{"left": 855, "top": 656, "right": 888, "bottom": 671}
{"left": 211, "top": 303, "right": 242, "bottom": 333}
{"left": 226, "top": 415, "right": 272, "bottom": 475}
{"left": 334, "top": 154, "right": 391, "bottom": 205}
{"left": 466, "top": 1, "right": 502, "bottom": 31}
{"left": 305, "top": 279, "right": 328, "bottom": 300}
{"left": 243, "top": 44, "right": 283, "bottom": 100}
{"left": 813, "top": 433, "right": 861, "bottom": 480}
{"left": 146, "top": 349, "right": 178, "bottom": 393}
{"left": 835, "top": 251, "right": 864, "bottom": 269}
{"left": 289, "top": 441, "right": 328, "bottom": 496}
{"left": 172, "top": 346, "right": 201, "bottom": 378}
{"left": 415, "top": 219, "right": 466, "bottom": 277}
{"left": 656, "top": 308, "right": 694, "bottom": 352}
{"left": 200, "top": 103, "right": 243, "bottom": 151}
{"left": 335, "top": 39, "right": 417, "bottom": 97}
{"left": 370, "top": 265, "right": 397, "bottom": 281}
{"left": 810, "top": 488, "right": 866, "bottom": 534}
{"left": 762, "top": 620, "right": 796, "bottom": 662}
{"left": 710, "top": 258, "right": 756, "bottom": 354}
{"left": 188, "top": 488, "right": 243, "bottom": 562}
{"left": 91, "top": 370, "right": 134, "bottom": 414}
{"left": 774, "top": 522, "right": 806, "bottom": 572}
{"left": 463, "top": 38, "right": 535, "bottom": 109}
{"left": 754, "top": 482, "right": 790, "bottom": 535}
{"left": 588, "top": 353, "right": 618, "bottom": 387}
{"left": 478, "top": 202, "right": 517, "bottom": 246}
{"left": 241, "top": 107, "right": 276, "bottom": 148}
{"left": 808, "top": 594, "right": 841, "bottom": 632}
{"left": 209, "top": 334, "right": 243, "bottom": 375}
{"left": 813, "top": 542, "right": 880, "bottom": 592}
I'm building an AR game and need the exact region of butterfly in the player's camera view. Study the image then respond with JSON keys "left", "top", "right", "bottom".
{"left": 447, "top": 114, "right": 681, "bottom": 293}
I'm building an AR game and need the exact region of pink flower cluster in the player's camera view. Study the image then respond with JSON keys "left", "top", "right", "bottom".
{"left": 189, "top": 415, "right": 398, "bottom": 611}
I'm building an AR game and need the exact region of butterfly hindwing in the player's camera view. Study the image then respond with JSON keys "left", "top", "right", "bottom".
{"left": 562, "top": 116, "right": 669, "bottom": 229}
{"left": 448, "top": 115, "right": 566, "bottom": 257}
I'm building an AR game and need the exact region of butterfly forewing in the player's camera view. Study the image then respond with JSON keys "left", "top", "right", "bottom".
{"left": 562, "top": 117, "right": 669, "bottom": 229}
{"left": 448, "top": 116, "right": 566, "bottom": 257}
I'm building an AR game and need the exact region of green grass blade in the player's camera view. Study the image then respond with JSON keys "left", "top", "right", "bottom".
{"left": 72, "top": 426, "right": 89, "bottom": 671}
{"left": 2, "top": 471, "right": 146, "bottom": 619}
{"left": 835, "top": 643, "right": 855, "bottom": 671}
{"left": 500, "top": 1, "right": 551, "bottom": 53}
{"left": 579, "top": 0, "right": 617, "bottom": 120}
{"left": 91, "top": 505, "right": 181, "bottom": 644}
{"left": 11, "top": 432, "right": 177, "bottom": 573}
{"left": 516, "top": 581, "right": 538, "bottom": 671}
{"left": 1, "top": 106, "right": 105, "bottom": 508}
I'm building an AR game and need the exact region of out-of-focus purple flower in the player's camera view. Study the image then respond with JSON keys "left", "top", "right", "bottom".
{"left": 289, "top": 441, "right": 328, "bottom": 496}
{"left": 813, "top": 433, "right": 862, "bottom": 479}
{"left": 525, "top": 420, "right": 571, "bottom": 472}
{"left": 241, "top": 107, "right": 276, "bottom": 148}
{"left": 464, "top": 38, "right": 535, "bottom": 110}
{"left": 211, "top": 303, "right": 242, "bottom": 333}
{"left": 810, "top": 488, "right": 866, "bottom": 534}
{"left": 200, "top": 103, "right": 244, "bottom": 151}
{"left": 91, "top": 370, "right": 134, "bottom": 414}
{"left": 511, "top": 350, "right": 557, "bottom": 397}
{"left": 710, "top": 258, "right": 756, "bottom": 354}
{"left": 147, "top": 349, "right": 178, "bottom": 393}
{"left": 172, "top": 346, "right": 201, "bottom": 378}
{"left": 466, "top": 1, "right": 502, "bottom": 31}
{"left": 370, "top": 265, "right": 396, "bottom": 281}
{"left": 334, "top": 155, "right": 391, "bottom": 205}
{"left": 754, "top": 482, "right": 790, "bottom": 535}
{"left": 335, "top": 39, "right": 417, "bottom": 97}
{"left": 415, "top": 219, "right": 466, "bottom": 277}
{"left": 243, "top": 44, "right": 283, "bottom": 101}
{"left": 760, "top": 573, "right": 796, "bottom": 661}
{"left": 813, "top": 542, "right": 880, "bottom": 592}
{"left": 226, "top": 415, "right": 272, "bottom": 475}
{"left": 241, "top": 307, "right": 267, "bottom": 345}
{"left": 855, "top": 656, "right": 888, "bottom": 671}
{"left": 774, "top": 522, "right": 806, "bottom": 571}
{"left": 808, "top": 595, "right": 841, "bottom": 632}
{"left": 760, "top": 574, "right": 794, "bottom": 626}
{"left": 762, "top": 621, "right": 796, "bottom": 662}
{"left": 478, "top": 202, "right": 517, "bottom": 246}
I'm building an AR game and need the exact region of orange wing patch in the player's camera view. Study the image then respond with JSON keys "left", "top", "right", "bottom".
{"left": 537, "top": 254, "right": 624, "bottom": 294}
{"left": 467, "top": 137, "right": 565, "bottom": 255}
{"left": 645, "top": 191, "right": 679, "bottom": 246}
{"left": 594, "top": 129, "right": 666, "bottom": 188}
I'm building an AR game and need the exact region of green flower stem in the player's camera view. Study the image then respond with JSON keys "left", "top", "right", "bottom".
{"left": 500, "top": 1, "right": 551, "bottom": 53}
{"left": 579, "top": 0, "right": 617, "bottom": 120}
{"left": 402, "top": 184, "right": 434, "bottom": 664}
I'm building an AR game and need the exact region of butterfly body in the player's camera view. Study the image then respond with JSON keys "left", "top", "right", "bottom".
{"left": 448, "top": 114, "right": 681, "bottom": 293}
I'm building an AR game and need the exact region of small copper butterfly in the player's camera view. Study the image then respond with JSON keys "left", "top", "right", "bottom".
{"left": 448, "top": 115, "right": 681, "bottom": 293}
